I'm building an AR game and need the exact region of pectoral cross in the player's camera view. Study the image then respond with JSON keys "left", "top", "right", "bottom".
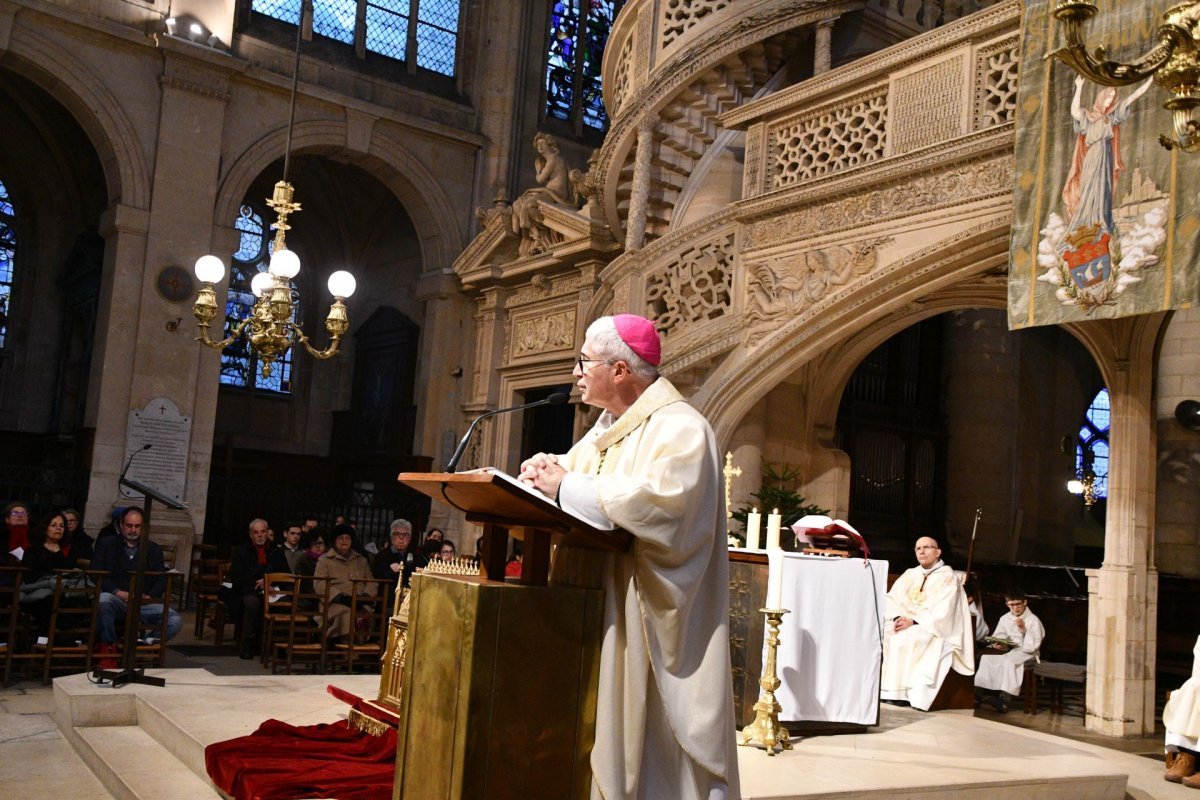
{"left": 723, "top": 451, "right": 741, "bottom": 519}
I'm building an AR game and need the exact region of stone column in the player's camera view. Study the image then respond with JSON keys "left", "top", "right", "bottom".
{"left": 814, "top": 17, "right": 837, "bottom": 76}
{"left": 1082, "top": 315, "right": 1164, "bottom": 736}
{"left": 414, "top": 269, "right": 468, "bottom": 469}
{"left": 83, "top": 45, "right": 234, "bottom": 574}
{"left": 624, "top": 115, "right": 656, "bottom": 251}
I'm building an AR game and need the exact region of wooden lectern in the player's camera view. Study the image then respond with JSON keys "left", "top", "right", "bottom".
{"left": 393, "top": 472, "right": 631, "bottom": 800}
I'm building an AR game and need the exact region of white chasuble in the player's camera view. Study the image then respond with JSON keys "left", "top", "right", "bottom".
{"left": 1164, "top": 636, "right": 1200, "bottom": 744}
{"left": 551, "top": 378, "right": 739, "bottom": 800}
{"left": 880, "top": 561, "right": 974, "bottom": 711}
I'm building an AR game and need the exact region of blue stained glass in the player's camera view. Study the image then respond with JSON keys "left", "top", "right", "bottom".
{"left": 416, "top": 0, "right": 459, "bottom": 75}
{"left": 0, "top": 179, "right": 13, "bottom": 349}
{"left": 1086, "top": 389, "right": 1110, "bottom": 429}
{"left": 545, "top": 0, "right": 580, "bottom": 121}
{"left": 222, "top": 205, "right": 295, "bottom": 394}
{"left": 1092, "top": 440, "right": 1109, "bottom": 497}
{"left": 312, "top": 0, "right": 357, "bottom": 44}
{"left": 366, "top": 1, "right": 409, "bottom": 61}
{"left": 1075, "top": 387, "right": 1110, "bottom": 500}
{"left": 253, "top": 0, "right": 302, "bottom": 24}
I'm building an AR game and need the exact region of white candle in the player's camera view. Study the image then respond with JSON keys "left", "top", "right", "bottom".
{"left": 766, "top": 508, "right": 782, "bottom": 551}
{"left": 767, "top": 548, "right": 784, "bottom": 609}
{"left": 746, "top": 509, "right": 761, "bottom": 550}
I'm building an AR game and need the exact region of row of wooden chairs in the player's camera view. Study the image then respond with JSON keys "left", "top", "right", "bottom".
{"left": 260, "top": 573, "right": 395, "bottom": 675}
{"left": 0, "top": 566, "right": 176, "bottom": 686}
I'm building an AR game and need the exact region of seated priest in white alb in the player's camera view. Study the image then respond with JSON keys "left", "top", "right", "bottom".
{"left": 1162, "top": 635, "right": 1200, "bottom": 787}
{"left": 880, "top": 536, "right": 974, "bottom": 711}
{"left": 974, "top": 588, "right": 1044, "bottom": 712}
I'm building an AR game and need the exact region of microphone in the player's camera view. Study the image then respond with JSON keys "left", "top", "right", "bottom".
{"left": 120, "top": 444, "right": 152, "bottom": 482}
{"left": 446, "top": 393, "right": 569, "bottom": 473}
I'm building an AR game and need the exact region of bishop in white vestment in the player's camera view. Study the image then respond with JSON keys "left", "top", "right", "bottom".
{"left": 880, "top": 537, "right": 974, "bottom": 711}
{"left": 520, "top": 314, "right": 740, "bottom": 800}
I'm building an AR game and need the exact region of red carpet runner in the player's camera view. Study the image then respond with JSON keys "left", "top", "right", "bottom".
{"left": 205, "top": 687, "right": 397, "bottom": 800}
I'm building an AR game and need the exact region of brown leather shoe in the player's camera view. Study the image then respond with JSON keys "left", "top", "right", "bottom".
{"left": 1183, "top": 769, "right": 1200, "bottom": 789}
{"left": 1173, "top": 750, "right": 1199, "bottom": 784}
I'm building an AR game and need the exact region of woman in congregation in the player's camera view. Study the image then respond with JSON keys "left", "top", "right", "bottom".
{"left": 19, "top": 510, "right": 81, "bottom": 636}
{"left": 314, "top": 525, "right": 375, "bottom": 644}
{"left": 2, "top": 500, "right": 32, "bottom": 554}
{"left": 61, "top": 507, "right": 93, "bottom": 562}
{"left": 438, "top": 540, "right": 457, "bottom": 562}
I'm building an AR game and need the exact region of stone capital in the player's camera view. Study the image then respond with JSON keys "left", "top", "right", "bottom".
{"left": 99, "top": 203, "right": 151, "bottom": 238}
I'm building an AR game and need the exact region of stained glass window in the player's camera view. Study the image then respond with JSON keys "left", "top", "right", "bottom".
{"left": 251, "top": 0, "right": 460, "bottom": 77}
{"left": 545, "top": 0, "right": 622, "bottom": 131}
{"left": 0, "top": 180, "right": 14, "bottom": 349}
{"left": 1076, "top": 388, "right": 1110, "bottom": 499}
{"left": 220, "top": 205, "right": 295, "bottom": 394}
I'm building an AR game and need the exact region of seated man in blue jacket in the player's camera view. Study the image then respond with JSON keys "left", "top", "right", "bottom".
{"left": 91, "top": 506, "right": 183, "bottom": 669}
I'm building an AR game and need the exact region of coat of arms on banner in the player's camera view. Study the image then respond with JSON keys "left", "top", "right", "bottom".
{"left": 1008, "top": 1, "right": 1197, "bottom": 331}
{"left": 1035, "top": 77, "right": 1167, "bottom": 312}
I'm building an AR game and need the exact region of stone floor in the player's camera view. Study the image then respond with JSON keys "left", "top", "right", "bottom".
{"left": 1, "top": 610, "right": 1196, "bottom": 799}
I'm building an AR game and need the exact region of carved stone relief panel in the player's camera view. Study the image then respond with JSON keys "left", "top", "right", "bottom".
{"left": 510, "top": 308, "right": 577, "bottom": 361}
{"left": 743, "top": 154, "right": 1015, "bottom": 251}
{"left": 646, "top": 232, "right": 734, "bottom": 340}
{"left": 611, "top": 34, "right": 635, "bottom": 118}
{"left": 660, "top": 0, "right": 733, "bottom": 50}
{"left": 743, "top": 122, "right": 766, "bottom": 199}
{"left": 973, "top": 36, "right": 1019, "bottom": 131}
{"left": 889, "top": 50, "right": 968, "bottom": 155}
{"left": 769, "top": 89, "right": 888, "bottom": 189}
{"left": 744, "top": 237, "right": 894, "bottom": 330}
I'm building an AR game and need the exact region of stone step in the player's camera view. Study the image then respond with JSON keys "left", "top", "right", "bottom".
{"left": 74, "top": 725, "right": 220, "bottom": 800}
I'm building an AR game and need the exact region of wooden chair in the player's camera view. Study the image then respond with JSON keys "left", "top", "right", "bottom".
{"left": 329, "top": 577, "right": 393, "bottom": 674}
{"left": 186, "top": 544, "right": 218, "bottom": 610}
{"left": 261, "top": 571, "right": 300, "bottom": 669}
{"left": 271, "top": 575, "right": 332, "bottom": 675}
{"left": 0, "top": 566, "right": 30, "bottom": 686}
{"left": 194, "top": 559, "right": 233, "bottom": 644}
{"left": 40, "top": 569, "right": 104, "bottom": 683}
{"left": 122, "top": 572, "right": 177, "bottom": 670}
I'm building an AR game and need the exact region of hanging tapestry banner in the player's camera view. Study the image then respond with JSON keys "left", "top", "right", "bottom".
{"left": 1007, "top": 0, "right": 1198, "bottom": 330}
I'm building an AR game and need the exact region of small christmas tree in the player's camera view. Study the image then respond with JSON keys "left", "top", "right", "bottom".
{"left": 731, "top": 463, "right": 828, "bottom": 549}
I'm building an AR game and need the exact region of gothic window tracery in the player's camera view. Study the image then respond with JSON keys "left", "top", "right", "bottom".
{"left": 221, "top": 204, "right": 296, "bottom": 394}
{"left": 545, "top": 0, "right": 623, "bottom": 133}
{"left": 1077, "top": 388, "right": 1110, "bottom": 500}
{"left": 251, "top": 0, "right": 460, "bottom": 77}
{"left": 0, "top": 180, "right": 13, "bottom": 349}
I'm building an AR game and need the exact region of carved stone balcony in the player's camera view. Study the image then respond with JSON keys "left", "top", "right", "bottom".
{"left": 598, "top": 0, "right": 1020, "bottom": 402}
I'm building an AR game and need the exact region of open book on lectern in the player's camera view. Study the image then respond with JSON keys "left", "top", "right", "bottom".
{"left": 458, "top": 467, "right": 616, "bottom": 531}
{"left": 397, "top": 468, "right": 631, "bottom": 553}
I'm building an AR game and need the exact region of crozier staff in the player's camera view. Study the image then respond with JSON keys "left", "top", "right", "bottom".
{"left": 520, "top": 314, "right": 740, "bottom": 800}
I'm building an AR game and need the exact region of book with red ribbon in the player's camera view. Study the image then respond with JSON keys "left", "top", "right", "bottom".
{"left": 791, "top": 515, "right": 870, "bottom": 558}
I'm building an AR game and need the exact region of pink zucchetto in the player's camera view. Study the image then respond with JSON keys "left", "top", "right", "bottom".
{"left": 613, "top": 314, "right": 661, "bottom": 366}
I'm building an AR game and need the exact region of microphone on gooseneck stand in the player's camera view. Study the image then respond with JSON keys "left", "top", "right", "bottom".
{"left": 119, "top": 443, "right": 153, "bottom": 483}
{"left": 445, "top": 393, "right": 569, "bottom": 473}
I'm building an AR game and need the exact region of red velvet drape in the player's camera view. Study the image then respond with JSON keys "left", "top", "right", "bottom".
{"left": 205, "top": 719, "right": 396, "bottom": 800}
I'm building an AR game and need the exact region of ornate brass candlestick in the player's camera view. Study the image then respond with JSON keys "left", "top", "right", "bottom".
{"left": 737, "top": 607, "right": 792, "bottom": 756}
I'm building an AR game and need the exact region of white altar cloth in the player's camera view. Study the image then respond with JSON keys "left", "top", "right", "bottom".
{"left": 765, "top": 552, "right": 888, "bottom": 725}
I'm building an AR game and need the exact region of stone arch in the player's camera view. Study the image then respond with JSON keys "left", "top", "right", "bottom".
{"left": 699, "top": 216, "right": 1012, "bottom": 443}
{"left": 215, "top": 119, "right": 466, "bottom": 271}
{"left": 2, "top": 25, "right": 151, "bottom": 209}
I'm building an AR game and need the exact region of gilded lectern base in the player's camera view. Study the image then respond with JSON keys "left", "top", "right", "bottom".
{"left": 393, "top": 572, "right": 604, "bottom": 800}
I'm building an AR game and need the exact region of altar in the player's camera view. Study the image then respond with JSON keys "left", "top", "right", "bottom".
{"left": 729, "top": 551, "right": 888, "bottom": 729}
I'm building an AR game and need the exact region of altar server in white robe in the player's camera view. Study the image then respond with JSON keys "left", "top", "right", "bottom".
{"left": 880, "top": 537, "right": 974, "bottom": 711}
{"left": 1162, "top": 635, "right": 1200, "bottom": 786}
{"left": 974, "top": 588, "right": 1044, "bottom": 711}
{"left": 520, "top": 314, "right": 739, "bottom": 800}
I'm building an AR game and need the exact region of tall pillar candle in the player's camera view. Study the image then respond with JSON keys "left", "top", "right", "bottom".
{"left": 766, "top": 509, "right": 782, "bottom": 552}
{"left": 746, "top": 508, "right": 761, "bottom": 550}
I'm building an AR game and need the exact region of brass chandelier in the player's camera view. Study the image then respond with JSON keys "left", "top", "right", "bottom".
{"left": 1051, "top": 1, "right": 1200, "bottom": 152}
{"left": 192, "top": 2, "right": 355, "bottom": 377}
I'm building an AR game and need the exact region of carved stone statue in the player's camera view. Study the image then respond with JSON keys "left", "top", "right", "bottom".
{"left": 511, "top": 133, "right": 574, "bottom": 256}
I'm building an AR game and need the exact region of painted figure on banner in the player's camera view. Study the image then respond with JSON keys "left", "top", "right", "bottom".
{"left": 1036, "top": 75, "right": 1166, "bottom": 311}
